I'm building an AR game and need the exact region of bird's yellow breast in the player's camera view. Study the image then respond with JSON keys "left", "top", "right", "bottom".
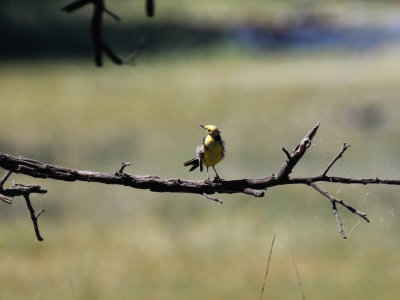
{"left": 202, "top": 135, "right": 224, "bottom": 167}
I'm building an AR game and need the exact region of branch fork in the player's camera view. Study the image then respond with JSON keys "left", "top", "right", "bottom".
{"left": 0, "top": 171, "right": 46, "bottom": 241}
{"left": 116, "top": 162, "right": 131, "bottom": 175}
{"left": 275, "top": 122, "right": 319, "bottom": 180}
{"left": 62, "top": 0, "right": 148, "bottom": 66}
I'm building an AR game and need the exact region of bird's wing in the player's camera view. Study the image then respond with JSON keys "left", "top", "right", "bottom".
{"left": 184, "top": 137, "right": 207, "bottom": 173}
{"left": 196, "top": 143, "right": 205, "bottom": 160}
{"left": 221, "top": 138, "right": 225, "bottom": 159}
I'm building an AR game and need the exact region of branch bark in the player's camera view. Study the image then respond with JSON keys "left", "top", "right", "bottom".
{"left": 23, "top": 194, "right": 45, "bottom": 241}
{"left": 1, "top": 122, "right": 399, "bottom": 240}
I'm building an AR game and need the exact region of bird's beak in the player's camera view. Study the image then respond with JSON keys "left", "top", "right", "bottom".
{"left": 200, "top": 125, "right": 206, "bottom": 129}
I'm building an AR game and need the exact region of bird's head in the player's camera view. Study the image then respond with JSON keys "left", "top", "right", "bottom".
{"left": 200, "top": 125, "right": 221, "bottom": 137}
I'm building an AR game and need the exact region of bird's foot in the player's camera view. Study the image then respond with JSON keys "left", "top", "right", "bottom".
{"left": 212, "top": 176, "right": 222, "bottom": 183}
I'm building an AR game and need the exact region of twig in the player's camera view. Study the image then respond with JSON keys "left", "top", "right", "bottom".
{"left": 281, "top": 147, "right": 292, "bottom": 161}
{"left": 243, "top": 188, "right": 265, "bottom": 197}
{"left": 275, "top": 122, "right": 320, "bottom": 180}
{"left": 0, "top": 171, "right": 12, "bottom": 204}
{"left": 321, "top": 143, "right": 351, "bottom": 177}
{"left": 116, "top": 162, "right": 131, "bottom": 175}
{"left": 61, "top": 0, "right": 91, "bottom": 12}
{"left": 202, "top": 193, "right": 223, "bottom": 204}
{"left": 332, "top": 201, "right": 346, "bottom": 239}
{"left": 145, "top": 0, "right": 155, "bottom": 17}
{"left": 36, "top": 209, "right": 46, "bottom": 218}
{"left": 0, "top": 170, "right": 12, "bottom": 187}
{"left": 310, "top": 183, "right": 369, "bottom": 223}
{"left": 23, "top": 194, "right": 44, "bottom": 241}
{"left": 92, "top": 0, "right": 104, "bottom": 66}
{"left": 310, "top": 183, "right": 369, "bottom": 238}
{"left": 104, "top": 7, "right": 121, "bottom": 21}
{"left": 102, "top": 42, "right": 123, "bottom": 65}
{"left": 0, "top": 194, "right": 12, "bottom": 204}
{"left": 259, "top": 233, "right": 276, "bottom": 300}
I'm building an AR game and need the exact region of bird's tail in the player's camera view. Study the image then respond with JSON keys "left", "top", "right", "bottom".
{"left": 183, "top": 157, "right": 203, "bottom": 172}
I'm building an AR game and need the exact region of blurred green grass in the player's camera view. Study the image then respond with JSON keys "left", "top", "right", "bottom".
{"left": 2, "top": 45, "right": 400, "bottom": 299}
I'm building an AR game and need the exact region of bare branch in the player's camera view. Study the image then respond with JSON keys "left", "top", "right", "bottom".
{"left": 103, "top": 8, "right": 121, "bottom": 21}
{"left": 310, "top": 183, "right": 369, "bottom": 222}
{"left": 332, "top": 201, "right": 346, "bottom": 239}
{"left": 202, "top": 193, "right": 223, "bottom": 204}
{"left": 102, "top": 42, "right": 123, "bottom": 65}
{"left": 243, "top": 188, "right": 265, "bottom": 197}
{"left": 146, "top": 0, "right": 155, "bottom": 17}
{"left": 0, "top": 170, "right": 12, "bottom": 188}
{"left": 321, "top": 143, "right": 351, "bottom": 177}
{"left": 36, "top": 209, "right": 46, "bottom": 219}
{"left": 2, "top": 183, "right": 47, "bottom": 197}
{"left": 91, "top": 0, "right": 105, "bottom": 66}
{"left": 116, "top": 162, "right": 131, "bottom": 175}
{"left": 310, "top": 182, "right": 369, "bottom": 238}
{"left": 0, "top": 152, "right": 274, "bottom": 197}
{"left": 23, "top": 194, "right": 44, "bottom": 242}
{"left": 281, "top": 147, "right": 291, "bottom": 161}
{"left": 275, "top": 121, "right": 320, "bottom": 180}
{"left": 0, "top": 171, "right": 13, "bottom": 204}
{"left": 62, "top": 0, "right": 92, "bottom": 12}
{"left": 2, "top": 122, "right": 400, "bottom": 240}
{"left": 0, "top": 194, "right": 12, "bottom": 204}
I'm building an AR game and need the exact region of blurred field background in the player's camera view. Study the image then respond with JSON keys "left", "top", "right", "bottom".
{"left": 2, "top": 0, "right": 400, "bottom": 299}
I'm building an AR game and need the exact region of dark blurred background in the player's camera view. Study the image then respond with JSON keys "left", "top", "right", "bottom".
{"left": 3, "top": 0, "right": 400, "bottom": 59}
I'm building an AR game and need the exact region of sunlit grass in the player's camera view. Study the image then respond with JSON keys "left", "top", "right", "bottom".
{"left": 2, "top": 46, "right": 400, "bottom": 299}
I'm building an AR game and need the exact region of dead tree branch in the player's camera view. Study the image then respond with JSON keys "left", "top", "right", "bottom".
{"left": 310, "top": 182, "right": 369, "bottom": 239}
{"left": 0, "top": 173, "right": 47, "bottom": 241}
{"left": 321, "top": 142, "right": 351, "bottom": 177}
{"left": 275, "top": 122, "right": 319, "bottom": 180}
{"left": 1, "top": 122, "right": 400, "bottom": 240}
{"left": 23, "top": 194, "right": 45, "bottom": 241}
{"left": 62, "top": 0, "right": 148, "bottom": 66}
{"left": 146, "top": 0, "right": 155, "bottom": 17}
{"left": 62, "top": 0, "right": 122, "bottom": 66}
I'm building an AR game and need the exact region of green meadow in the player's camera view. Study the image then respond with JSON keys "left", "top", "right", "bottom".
{"left": 2, "top": 2, "right": 400, "bottom": 299}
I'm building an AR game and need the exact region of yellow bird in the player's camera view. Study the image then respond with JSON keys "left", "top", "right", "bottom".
{"left": 184, "top": 125, "right": 225, "bottom": 182}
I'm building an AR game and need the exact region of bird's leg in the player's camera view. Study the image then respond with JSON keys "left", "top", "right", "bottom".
{"left": 205, "top": 166, "right": 210, "bottom": 183}
{"left": 212, "top": 166, "right": 222, "bottom": 182}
